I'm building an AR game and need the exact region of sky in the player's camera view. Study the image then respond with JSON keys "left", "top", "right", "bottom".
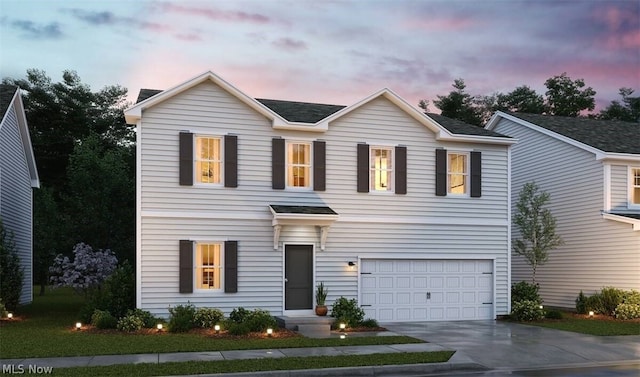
{"left": 1, "top": 0, "right": 639, "bottom": 113}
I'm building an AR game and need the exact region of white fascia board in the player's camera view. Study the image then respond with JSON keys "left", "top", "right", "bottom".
{"left": 437, "top": 133, "right": 517, "bottom": 145}
{"left": 7, "top": 88, "right": 40, "bottom": 188}
{"left": 124, "top": 71, "right": 287, "bottom": 125}
{"left": 271, "top": 213, "right": 339, "bottom": 227}
{"left": 602, "top": 212, "right": 640, "bottom": 231}
{"left": 273, "top": 121, "right": 328, "bottom": 132}
{"left": 597, "top": 153, "right": 640, "bottom": 163}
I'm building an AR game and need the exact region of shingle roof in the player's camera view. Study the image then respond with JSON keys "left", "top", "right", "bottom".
{"left": 256, "top": 98, "right": 346, "bottom": 123}
{"left": 269, "top": 205, "right": 338, "bottom": 215}
{"left": 0, "top": 84, "right": 18, "bottom": 115}
{"left": 427, "top": 113, "right": 509, "bottom": 138}
{"left": 509, "top": 112, "right": 640, "bottom": 154}
{"left": 136, "top": 89, "right": 162, "bottom": 103}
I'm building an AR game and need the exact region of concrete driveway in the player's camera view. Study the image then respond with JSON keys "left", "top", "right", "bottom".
{"left": 383, "top": 320, "right": 640, "bottom": 370}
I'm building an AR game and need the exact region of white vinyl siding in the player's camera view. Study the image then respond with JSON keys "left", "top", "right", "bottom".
{"left": 0, "top": 106, "right": 33, "bottom": 305}
{"left": 494, "top": 118, "right": 640, "bottom": 308}
{"left": 137, "top": 81, "right": 511, "bottom": 318}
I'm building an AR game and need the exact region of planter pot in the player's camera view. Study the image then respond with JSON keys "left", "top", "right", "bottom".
{"left": 315, "top": 305, "right": 328, "bottom": 316}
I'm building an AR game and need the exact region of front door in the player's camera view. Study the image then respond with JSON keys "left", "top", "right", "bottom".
{"left": 284, "top": 245, "right": 313, "bottom": 311}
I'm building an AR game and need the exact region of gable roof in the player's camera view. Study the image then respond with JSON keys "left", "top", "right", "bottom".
{"left": 426, "top": 113, "right": 508, "bottom": 138}
{"left": 126, "top": 71, "right": 513, "bottom": 145}
{"left": 487, "top": 111, "right": 639, "bottom": 160}
{"left": 0, "top": 85, "right": 40, "bottom": 188}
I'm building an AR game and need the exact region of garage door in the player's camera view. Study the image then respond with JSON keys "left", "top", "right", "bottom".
{"left": 360, "top": 259, "right": 493, "bottom": 321}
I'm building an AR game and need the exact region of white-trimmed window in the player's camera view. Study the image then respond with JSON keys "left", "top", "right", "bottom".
{"left": 196, "top": 136, "right": 222, "bottom": 184}
{"left": 448, "top": 152, "right": 469, "bottom": 195}
{"left": 631, "top": 167, "right": 640, "bottom": 207}
{"left": 287, "top": 142, "right": 311, "bottom": 188}
{"left": 196, "top": 243, "right": 223, "bottom": 290}
{"left": 370, "top": 147, "right": 393, "bottom": 192}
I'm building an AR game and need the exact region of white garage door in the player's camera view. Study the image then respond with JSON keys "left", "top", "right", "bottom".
{"left": 360, "top": 259, "right": 493, "bottom": 322}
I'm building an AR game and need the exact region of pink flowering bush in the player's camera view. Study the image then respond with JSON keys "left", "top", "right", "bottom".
{"left": 49, "top": 243, "right": 117, "bottom": 295}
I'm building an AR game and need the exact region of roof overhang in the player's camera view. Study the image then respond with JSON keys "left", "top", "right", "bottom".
{"left": 269, "top": 205, "right": 339, "bottom": 250}
{"left": 1, "top": 87, "right": 39, "bottom": 188}
{"left": 602, "top": 212, "right": 640, "bottom": 231}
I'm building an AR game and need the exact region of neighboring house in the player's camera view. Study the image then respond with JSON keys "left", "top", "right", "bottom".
{"left": 0, "top": 85, "right": 39, "bottom": 305}
{"left": 486, "top": 111, "right": 640, "bottom": 309}
{"left": 125, "top": 71, "right": 515, "bottom": 321}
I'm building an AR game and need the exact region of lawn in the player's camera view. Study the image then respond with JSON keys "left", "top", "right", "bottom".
{"left": 0, "top": 288, "right": 421, "bottom": 359}
{"left": 521, "top": 313, "right": 640, "bottom": 336}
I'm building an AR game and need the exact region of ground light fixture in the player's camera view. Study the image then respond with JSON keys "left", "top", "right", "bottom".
{"left": 589, "top": 311, "right": 595, "bottom": 317}
{"left": 6, "top": 313, "right": 12, "bottom": 319}
{"left": 339, "top": 323, "right": 346, "bottom": 331}
{"left": 75, "top": 322, "right": 82, "bottom": 330}
{"left": 266, "top": 328, "right": 273, "bottom": 336}
{"left": 156, "top": 323, "right": 163, "bottom": 331}
{"left": 340, "top": 334, "right": 346, "bottom": 339}
{"left": 214, "top": 324, "right": 221, "bottom": 333}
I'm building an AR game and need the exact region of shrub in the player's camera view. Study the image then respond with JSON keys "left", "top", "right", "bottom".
{"left": 0, "top": 299, "right": 8, "bottom": 318}
{"left": 622, "top": 290, "right": 640, "bottom": 305}
{"left": 117, "top": 314, "right": 144, "bottom": 332}
{"left": 575, "top": 291, "right": 587, "bottom": 314}
{"left": 360, "top": 318, "right": 380, "bottom": 328}
{"left": 91, "top": 309, "right": 117, "bottom": 329}
{"left": 126, "top": 308, "right": 157, "bottom": 329}
{"left": 545, "top": 309, "right": 563, "bottom": 319}
{"left": 510, "top": 300, "right": 545, "bottom": 321}
{"left": 78, "top": 261, "right": 135, "bottom": 323}
{"left": 511, "top": 281, "right": 540, "bottom": 304}
{"left": 585, "top": 293, "right": 605, "bottom": 314}
{"left": 194, "top": 307, "right": 224, "bottom": 329}
{"left": 331, "top": 297, "right": 365, "bottom": 327}
{"left": 168, "top": 303, "right": 196, "bottom": 333}
{"left": 614, "top": 303, "right": 640, "bottom": 320}
{"left": 49, "top": 243, "right": 118, "bottom": 296}
{"left": 246, "top": 309, "right": 277, "bottom": 332}
{"left": 0, "top": 222, "right": 24, "bottom": 310}
{"left": 229, "top": 307, "right": 250, "bottom": 324}
{"left": 226, "top": 322, "right": 250, "bottom": 336}
{"left": 599, "top": 287, "right": 625, "bottom": 315}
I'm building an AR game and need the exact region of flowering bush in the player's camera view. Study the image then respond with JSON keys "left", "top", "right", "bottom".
{"left": 510, "top": 300, "right": 545, "bottom": 321}
{"left": 49, "top": 243, "right": 117, "bottom": 295}
{"left": 117, "top": 314, "right": 144, "bottom": 332}
{"left": 194, "top": 307, "right": 224, "bottom": 329}
{"left": 614, "top": 303, "right": 640, "bottom": 320}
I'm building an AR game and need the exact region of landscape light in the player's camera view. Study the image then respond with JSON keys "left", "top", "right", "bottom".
{"left": 6, "top": 313, "right": 12, "bottom": 319}
{"left": 75, "top": 322, "right": 82, "bottom": 330}
{"left": 157, "top": 323, "right": 163, "bottom": 331}
{"left": 340, "top": 334, "right": 346, "bottom": 339}
{"left": 266, "top": 328, "right": 273, "bottom": 336}
{"left": 588, "top": 311, "right": 594, "bottom": 317}
{"left": 339, "top": 323, "right": 346, "bottom": 331}
{"left": 539, "top": 305, "right": 543, "bottom": 309}
{"left": 214, "top": 324, "right": 221, "bottom": 333}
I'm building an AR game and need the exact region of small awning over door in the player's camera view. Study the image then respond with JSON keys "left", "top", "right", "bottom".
{"left": 269, "top": 205, "right": 339, "bottom": 250}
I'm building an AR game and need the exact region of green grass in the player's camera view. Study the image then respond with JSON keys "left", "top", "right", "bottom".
{"left": 521, "top": 314, "right": 640, "bottom": 336}
{"left": 0, "top": 288, "right": 420, "bottom": 359}
{"left": 50, "top": 351, "right": 455, "bottom": 376}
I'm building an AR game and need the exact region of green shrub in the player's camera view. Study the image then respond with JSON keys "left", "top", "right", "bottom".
{"left": 229, "top": 307, "right": 250, "bottom": 324}
{"left": 622, "top": 290, "right": 640, "bottom": 305}
{"left": 226, "top": 321, "right": 250, "bottom": 336}
{"left": 117, "top": 314, "right": 144, "bottom": 332}
{"left": 510, "top": 300, "right": 545, "bottom": 321}
{"left": 575, "top": 291, "right": 587, "bottom": 314}
{"left": 126, "top": 308, "right": 157, "bottom": 328}
{"left": 78, "top": 261, "right": 135, "bottom": 323}
{"left": 168, "top": 303, "right": 196, "bottom": 333}
{"left": 0, "top": 299, "right": 7, "bottom": 318}
{"left": 246, "top": 309, "right": 276, "bottom": 332}
{"left": 545, "top": 309, "right": 563, "bottom": 319}
{"left": 599, "top": 287, "right": 625, "bottom": 315}
{"left": 91, "top": 309, "right": 117, "bottom": 329}
{"left": 0, "top": 222, "right": 24, "bottom": 311}
{"left": 331, "top": 297, "right": 365, "bottom": 327}
{"left": 360, "top": 318, "right": 379, "bottom": 328}
{"left": 511, "top": 281, "right": 540, "bottom": 304}
{"left": 614, "top": 303, "right": 640, "bottom": 320}
{"left": 585, "top": 293, "right": 605, "bottom": 314}
{"left": 194, "top": 307, "right": 224, "bottom": 329}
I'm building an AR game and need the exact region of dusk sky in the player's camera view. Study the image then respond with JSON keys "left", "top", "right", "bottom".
{"left": 1, "top": 0, "right": 639, "bottom": 113}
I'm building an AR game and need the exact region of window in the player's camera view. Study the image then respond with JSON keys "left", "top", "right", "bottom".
{"left": 287, "top": 142, "right": 311, "bottom": 188}
{"left": 196, "top": 137, "right": 222, "bottom": 184}
{"left": 370, "top": 147, "right": 393, "bottom": 191}
{"left": 448, "top": 152, "right": 468, "bottom": 195}
{"left": 632, "top": 167, "right": 640, "bottom": 207}
{"left": 196, "top": 243, "right": 222, "bottom": 290}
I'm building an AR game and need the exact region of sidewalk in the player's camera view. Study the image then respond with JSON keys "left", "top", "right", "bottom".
{"left": 0, "top": 343, "right": 486, "bottom": 376}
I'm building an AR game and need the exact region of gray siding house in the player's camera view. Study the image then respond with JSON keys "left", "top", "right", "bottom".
{"left": 0, "top": 85, "right": 39, "bottom": 305}
{"left": 125, "top": 71, "right": 515, "bottom": 321}
{"left": 486, "top": 111, "right": 640, "bottom": 309}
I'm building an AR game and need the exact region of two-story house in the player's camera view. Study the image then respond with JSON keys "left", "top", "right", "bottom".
{"left": 486, "top": 111, "right": 640, "bottom": 309}
{"left": 124, "top": 71, "right": 515, "bottom": 322}
{"left": 0, "top": 84, "right": 39, "bottom": 306}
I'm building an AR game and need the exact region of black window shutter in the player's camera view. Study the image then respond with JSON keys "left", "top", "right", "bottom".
{"left": 395, "top": 145, "right": 407, "bottom": 195}
{"left": 224, "top": 135, "right": 238, "bottom": 188}
{"left": 224, "top": 241, "right": 238, "bottom": 293}
{"left": 179, "top": 240, "right": 193, "bottom": 293}
{"left": 435, "top": 149, "right": 447, "bottom": 196}
{"left": 357, "top": 143, "right": 369, "bottom": 193}
{"left": 272, "top": 138, "right": 285, "bottom": 189}
{"left": 470, "top": 151, "right": 482, "bottom": 197}
{"left": 313, "top": 140, "right": 326, "bottom": 191}
{"left": 179, "top": 132, "right": 193, "bottom": 186}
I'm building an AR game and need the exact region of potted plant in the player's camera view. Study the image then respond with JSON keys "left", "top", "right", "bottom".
{"left": 315, "top": 282, "right": 328, "bottom": 316}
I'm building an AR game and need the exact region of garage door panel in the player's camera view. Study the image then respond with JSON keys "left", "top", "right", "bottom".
{"left": 360, "top": 259, "right": 494, "bottom": 322}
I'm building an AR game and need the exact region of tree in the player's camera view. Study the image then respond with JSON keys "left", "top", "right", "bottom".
{"left": 33, "top": 187, "right": 64, "bottom": 295}
{"left": 598, "top": 87, "right": 640, "bottom": 122}
{"left": 0, "top": 221, "right": 24, "bottom": 310}
{"left": 431, "top": 79, "right": 483, "bottom": 126}
{"left": 498, "top": 86, "right": 545, "bottom": 114}
{"left": 544, "top": 72, "right": 596, "bottom": 116}
{"left": 512, "top": 182, "right": 563, "bottom": 284}
{"left": 49, "top": 243, "right": 118, "bottom": 296}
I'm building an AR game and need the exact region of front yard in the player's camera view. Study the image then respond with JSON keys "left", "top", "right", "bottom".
{"left": 523, "top": 312, "right": 640, "bottom": 336}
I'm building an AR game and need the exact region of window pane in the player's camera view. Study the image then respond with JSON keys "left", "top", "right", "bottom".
{"left": 196, "top": 137, "right": 221, "bottom": 184}
{"left": 448, "top": 153, "right": 467, "bottom": 194}
{"left": 286, "top": 143, "right": 311, "bottom": 187}
{"left": 196, "top": 243, "right": 221, "bottom": 289}
{"left": 370, "top": 148, "right": 393, "bottom": 191}
{"left": 634, "top": 169, "right": 640, "bottom": 204}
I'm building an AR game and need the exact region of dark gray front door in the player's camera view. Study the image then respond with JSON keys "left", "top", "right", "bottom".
{"left": 285, "top": 245, "right": 313, "bottom": 310}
